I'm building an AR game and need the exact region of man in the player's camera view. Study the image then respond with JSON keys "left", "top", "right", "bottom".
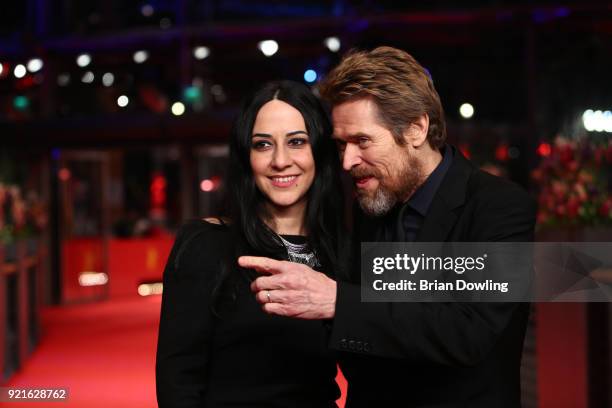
{"left": 240, "top": 46, "right": 535, "bottom": 407}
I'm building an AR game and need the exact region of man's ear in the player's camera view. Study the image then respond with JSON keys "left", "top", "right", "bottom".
{"left": 402, "top": 114, "right": 429, "bottom": 148}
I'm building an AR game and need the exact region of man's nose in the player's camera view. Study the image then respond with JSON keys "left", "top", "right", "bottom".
{"left": 271, "top": 145, "right": 291, "bottom": 169}
{"left": 342, "top": 144, "right": 362, "bottom": 171}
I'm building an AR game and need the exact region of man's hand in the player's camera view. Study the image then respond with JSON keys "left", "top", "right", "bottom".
{"left": 238, "top": 256, "right": 337, "bottom": 319}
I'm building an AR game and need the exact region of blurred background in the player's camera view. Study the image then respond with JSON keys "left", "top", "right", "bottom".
{"left": 0, "top": 0, "right": 611, "bottom": 407}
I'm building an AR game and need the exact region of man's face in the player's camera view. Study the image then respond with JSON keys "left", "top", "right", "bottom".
{"left": 332, "top": 98, "right": 423, "bottom": 216}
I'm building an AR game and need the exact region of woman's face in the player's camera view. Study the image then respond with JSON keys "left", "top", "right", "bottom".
{"left": 250, "top": 99, "right": 315, "bottom": 211}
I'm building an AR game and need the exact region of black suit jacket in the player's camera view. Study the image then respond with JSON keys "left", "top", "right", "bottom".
{"left": 331, "top": 149, "right": 536, "bottom": 407}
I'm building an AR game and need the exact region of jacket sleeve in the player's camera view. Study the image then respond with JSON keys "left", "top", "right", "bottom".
{"left": 330, "top": 185, "right": 536, "bottom": 367}
{"left": 156, "top": 222, "right": 215, "bottom": 407}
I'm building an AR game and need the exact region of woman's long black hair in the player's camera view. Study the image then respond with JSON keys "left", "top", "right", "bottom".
{"left": 212, "top": 80, "right": 346, "bottom": 316}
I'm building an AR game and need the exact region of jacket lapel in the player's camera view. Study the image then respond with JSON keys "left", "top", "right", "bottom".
{"left": 416, "top": 148, "right": 474, "bottom": 242}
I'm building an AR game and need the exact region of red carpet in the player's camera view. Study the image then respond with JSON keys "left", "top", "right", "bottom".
{"left": 5, "top": 296, "right": 161, "bottom": 407}
{"left": 4, "top": 296, "right": 347, "bottom": 407}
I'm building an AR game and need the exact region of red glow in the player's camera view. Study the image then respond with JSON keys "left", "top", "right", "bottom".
{"left": 58, "top": 168, "right": 71, "bottom": 181}
{"left": 459, "top": 144, "right": 471, "bottom": 159}
{"left": 495, "top": 144, "right": 509, "bottom": 162}
{"left": 537, "top": 142, "right": 552, "bottom": 157}
{"left": 16, "top": 75, "right": 36, "bottom": 90}
{"left": 150, "top": 172, "right": 167, "bottom": 209}
{"left": 200, "top": 179, "right": 214, "bottom": 192}
{"left": 200, "top": 176, "right": 222, "bottom": 192}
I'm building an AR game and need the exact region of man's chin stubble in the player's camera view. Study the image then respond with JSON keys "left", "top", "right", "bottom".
{"left": 357, "top": 187, "right": 397, "bottom": 217}
{"left": 357, "top": 166, "right": 423, "bottom": 217}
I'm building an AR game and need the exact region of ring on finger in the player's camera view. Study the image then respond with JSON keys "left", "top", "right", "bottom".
{"left": 266, "top": 291, "right": 271, "bottom": 303}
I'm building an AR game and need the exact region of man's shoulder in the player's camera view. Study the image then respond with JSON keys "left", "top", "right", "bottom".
{"left": 466, "top": 168, "right": 533, "bottom": 208}
{"left": 465, "top": 169, "right": 537, "bottom": 222}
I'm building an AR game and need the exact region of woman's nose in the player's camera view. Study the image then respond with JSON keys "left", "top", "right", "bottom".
{"left": 271, "top": 145, "right": 291, "bottom": 169}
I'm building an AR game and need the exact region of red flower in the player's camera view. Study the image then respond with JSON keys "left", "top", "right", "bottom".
{"left": 599, "top": 199, "right": 612, "bottom": 218}
{"left": 555, "top": 204, "right": 566, "bottom": 217}
{"left": 567, "top": 197, "right": 580, "bottom": 218}
{"left": 558, "top": 144, "right": 574, "bottom": 165}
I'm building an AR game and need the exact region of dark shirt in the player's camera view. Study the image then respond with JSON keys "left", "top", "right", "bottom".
{"left": 377, "top": 145, "right": 453, "bottom": 242}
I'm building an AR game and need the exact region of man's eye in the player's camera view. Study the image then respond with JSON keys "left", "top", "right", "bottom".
{"left": 288, "top": 137, "right": 308, "bottom": 147}
{"left": 252, "top": 140, "right": 272, "bottom": 150}
{"left": 336, "top": 140, "right": 347, "bottom": 151}
{"left": 358, "top": 137, "right": 370, "bottom": 146}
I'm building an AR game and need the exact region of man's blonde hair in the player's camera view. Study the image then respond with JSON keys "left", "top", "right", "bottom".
{"left": 319, "top": 46, "right": 446, "bottom": 149}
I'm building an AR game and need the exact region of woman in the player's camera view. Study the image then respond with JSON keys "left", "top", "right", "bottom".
{"left": 156, "top": 80, "right": 345, "bottom": 407}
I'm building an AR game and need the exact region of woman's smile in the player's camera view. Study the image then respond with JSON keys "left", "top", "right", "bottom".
{"left": 269, "top": 174, "right": 300, "bottom": 188}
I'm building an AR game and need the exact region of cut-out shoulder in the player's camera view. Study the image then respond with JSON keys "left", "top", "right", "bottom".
{"left": 203, "top": 217, "right": 222, "bottom": 225}
{"left": 202, "top": 217, "right": 230, "bottom": 225}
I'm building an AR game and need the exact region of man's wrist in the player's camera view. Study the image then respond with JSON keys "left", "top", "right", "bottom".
{"left": 325, "top": 279, "right": 337, "bottom": 319}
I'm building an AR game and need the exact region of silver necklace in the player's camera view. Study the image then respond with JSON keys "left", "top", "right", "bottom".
{"left": 278, "top": 235, "right": 320, "bottom": 268}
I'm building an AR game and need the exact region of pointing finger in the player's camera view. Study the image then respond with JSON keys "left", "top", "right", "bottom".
{"left": 238, "top": 256, "right": 285, "bottom": 275}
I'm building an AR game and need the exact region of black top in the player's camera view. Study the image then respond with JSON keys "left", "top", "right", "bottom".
{"left": 156, "top": 220, "right": 339, "bottom": 408}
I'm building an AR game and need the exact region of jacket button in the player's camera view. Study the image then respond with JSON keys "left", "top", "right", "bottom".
{"left": 356, "top": 341, "right": 363, "bottom": 351}
{"left": 340, "top": 339, "right": 347, "bottom": 350}
{"left": 363, "top": 342, "right": 371, "bottom": 352}
{"left": 348, "top": 340, "right": 355, "bottom": 350}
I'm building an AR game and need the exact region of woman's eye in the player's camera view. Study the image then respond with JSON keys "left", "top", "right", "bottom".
{"left": 288, "top": 137, "right": 308, "bottom": 147}
{"left": 336, "top": 140, "right": 346, "bottom": 151}
{"left": 252, "top": 140, "right": 272, "bottom": 150}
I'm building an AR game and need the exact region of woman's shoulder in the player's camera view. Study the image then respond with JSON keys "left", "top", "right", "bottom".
{"left": 178, "top": 216, "right": 228, "bottom": 231}
{"left": 174, "top": 218, "right": 229, "bottom": 268}
{"left": 201, "top": 216, "right": 231, "bottom": 227}
{"left": 173, "top": 217, "right": 230, "bottom": 256}
{"left": 176, "top": 217, "right": 229, "bottom": 244}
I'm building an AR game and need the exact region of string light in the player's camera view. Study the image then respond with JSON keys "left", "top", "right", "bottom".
{"left": 133, "top": 50, "right": 149, "bottom": 64}
{"left": 14, "top": 64, "right": 27, "bottom": 78}
{"left": 76, "top": 53, "right": 92, "bottom": 67}
{"left": 171, "top": 102, "right": 185, "bottom": 116}
{"left": 193, "top": 46, "right": 210, "bottom": 60}
{"left": 459, "top": 103, "right": 474, "bottom": 119}
{"left": 324, "top": 37, "right": 341, "bottom": 52}
{"left": 583, "top": 109, "right": 612, "bottom": 133}
{"left": 27, "top": 58, "right": 44, "bottom": 73}
{"left": 117, "top": 95, "right": 129, "bottom": 107}
{"left": 102, "top": 72, "right": 114, "bottom": 87}
{"left": 258, "top": 40, "right": 279, "bottom": 57}
{"left": 81, "top": 71, "right": 95, "bottom": 83}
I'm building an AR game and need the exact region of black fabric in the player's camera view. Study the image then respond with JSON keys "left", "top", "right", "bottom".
{"left": 373, "top": 145, "right": 453, "bottom": 243}
{"left": 331, "top": 146, "right": 536, "bottom": 408}
{"left": 407, "top": 144, "right": 453, "bottom": 217}
{"left": 401, "top": 145, "right": 453, "bottom": 242}
{"left": 280, "top": 234, "right": 308, "bottom": 245}
{"left": 156, "top": 220, "right": 339, "bottom": 408}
